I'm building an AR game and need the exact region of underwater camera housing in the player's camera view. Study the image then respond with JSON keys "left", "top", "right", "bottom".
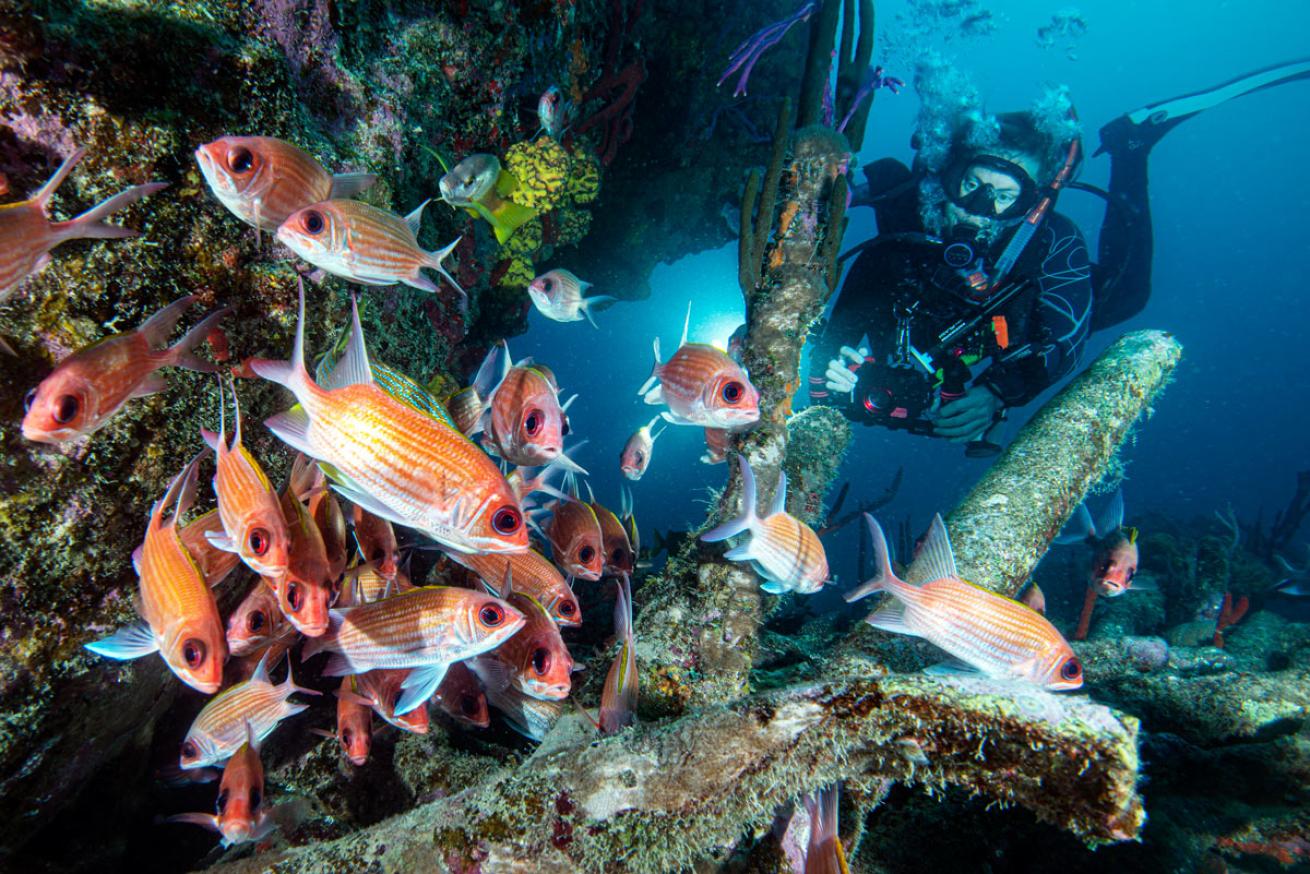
{"left": 857, "top": 363, "right": 935, "bottom": 433}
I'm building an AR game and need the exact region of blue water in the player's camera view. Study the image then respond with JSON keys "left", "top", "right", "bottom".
{"left": 513, "top": 0, "right": 1310, "bottom": 583}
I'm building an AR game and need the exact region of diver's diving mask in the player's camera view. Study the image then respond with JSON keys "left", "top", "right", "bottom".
{"left": 942, "top": 155, "right": 1040, "bottom": 221}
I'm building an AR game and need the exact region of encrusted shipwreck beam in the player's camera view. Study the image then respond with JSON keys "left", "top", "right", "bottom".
{"left": 941, "top": 330, "right": 1183, "bottom": 598}
{"left": 212, "top": 671, "right": 1143, "bottom": 873}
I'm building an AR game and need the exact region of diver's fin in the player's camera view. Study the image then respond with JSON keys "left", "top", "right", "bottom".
{"left": 1097, "top": 57, "right": 1310, "bottom": 157}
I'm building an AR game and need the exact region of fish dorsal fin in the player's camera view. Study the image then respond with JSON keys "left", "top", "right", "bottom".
{"left": 33, "top": 147, "right": 85, "bottom": 206}
{"left": 1099, "top": 489, "right": 1125, "bottom": 534}
{"left": 1128, "top": 526, "right": 1139, "bottom": 545}
{"left": 583, "top": 480, "right": 595, "bottom": 504}
{"left": 250, "top": 648, "right": 272, "bottom": 685}
{"left": 326, "top": 295, "right": 374, "bottom": 389}
{"left": 501, "top": 566, "right": 513, "bottom": 598}
{"left": 768, "top": 470, "right": 788, "bottom": 517}
{"left": 404, "top": 199, "right": 430, "bottom": 237}
{"left": 680, "top": 301, "right": 691, "bottom": 347}
{"left": 913, "top": 514, "right": 959, "bottom": 585}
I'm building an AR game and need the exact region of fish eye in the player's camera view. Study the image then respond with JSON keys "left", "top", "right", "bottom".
{"left": 23, "top": 388, "right": 36, "bottom": 413}
{"left": 611, "top": 548, "right": 627, "bottom": 566}
{"left": 247, "top": 610, "right": 266, "bottom": 633}
{"left": 491, "top": 506, "right": 522, "bottom": 535}
{"left": 340, "top": 728, "right": 352, "bottom": 746}
{"left": 559, "top": 600, "right": 576, "bottom": 617}
{"left": 370, "top": 547, "right": 384, "bottom": 562}
{"left": 248, "top": 527, "right": 270, "bottom": 556}
{"left": 181, "top": 741, "right": 199, "bottom": 761}
{"left": 478, "top": 604, "right": 505, "bottom": 627}
{"left": 216, "top": 789, "right": 229, "bottom": 813}
{"left": 286, "top": 581, "right": 304, "bottom": 611}
{"left": 303, "top": 210, "right": 325, "bottom": 235}
{"left": 634, "top": 451, "right": 644, "bottom": 464}
{"left": 542, "top": 278, "right": 553, "bottom": 292}
{"left": 53, "top": 394, "right": 79, "bottom": 424}
{"left": 249, "top": 788, "right": 261, "bottom": 810}
{"left": 562, "top": 417, "right": 571, "bottom": 436}
{"left": 1060, "top": 658, "right": 1083, "bottom": 681}
{"left": 524, "top": 409, "right": 543, "bottom": 436}
{"left": 460, "top": 694, "right": 479, "bottom": 716}
{"left": 531, "top": 647, "right": 551, "bottom": 676}
{"left": 227, "top": 147, "right": 254, "bottom": 173}
{"left": 579, "top": 545, "right": 595, "bottom": 564}
{"left": 182, "top": 638, "right": 206, "bottom": 668}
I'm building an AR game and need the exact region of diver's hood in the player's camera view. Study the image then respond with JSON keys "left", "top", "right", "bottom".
{"left": 439, "top": 154, "right": 501, "bottom": 207}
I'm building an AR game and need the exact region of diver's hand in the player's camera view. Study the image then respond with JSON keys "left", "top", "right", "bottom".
{"left": 933, "top": 386, "right": 1003, "bottom": 442}
{"left": 824, "top": 346, "right": 869, "bottom": 394}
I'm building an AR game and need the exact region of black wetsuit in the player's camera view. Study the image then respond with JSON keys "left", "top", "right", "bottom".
{"left": 808, "top": 161, "right": 1095, "bottom": 418}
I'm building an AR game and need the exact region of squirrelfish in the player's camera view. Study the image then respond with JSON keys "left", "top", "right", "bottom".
{"left": 600, "top": 574, "right": 637, "bottom": 734}
{"left": 271, "top": 469, "right": 337, "bottom": 637}
{"left": 469, "top": 658, "right": 565, "bottom": 742}
{"left": 619, "top": 415, "right": 664, "bottom": 481}
{"left": 526, "top": 268, "right": 615, "bottom": 328}
{"left": 277, "top": 199, "right": 462, "bottom": 296}
{"left": 475, "top": 591, "right": 574, "bottom": 701}
{"left": 301, "top": 585, "right": 525, "bottom": 716}
{"left": 226, "top": 582, "right": 289, "bottom": 658}
{"left": 638, "top": 305, "right": 760, "bottom": 430}
{"left": 343, "top": 669, "right": 431, "bottom": 734}
{"left": 537, "top": 86, "right": 572, "bottom": 139}
{"left": 195, "top": 135, "right": 376, "bottom": 232}
{"left": 800, "top": 784, "right": 849, "bottom": 874}
{"left": 250, "top": 287, "right": 529, "bottom": 557}
{"left": 702, "top": 427, "right": 731, "bottom": 465}
{"left": 201, "top": 379, "right": 290, "bottom": 581}
{"left": 546, "top": 498, "right": 604, "bottom": 581}
{"left": 845, "top": 514, "right": 1083, "bottom": 691}
{"left": 320, "top": 679, "right": 373, "bottom": 766}
{"left": 591, "top": 499, "right": 635, "bottom": 577}
{"left": 448, "top": 549, "right": 581, "bottom": 626}
{"left": 178, "top": 509, "right": 242, "bottom": 588}
{"left": 1055, "top": 490, "right": 1140, "bottom": 597}
{"left": 166, "top": 722, "right": 276, "bottom": 847}
{"left": 181, "top": 652, "right": 319, "bottom": 769}
{"left": 22, "top": 296, "right": 228, "bottom": 443}
{"left": 351, "top": 504, "right": 400, "bottom": 583}
{"left": 339, "top": 560, "right": 414, "bottom": 608}
{"left": 435, "top": 661, "right": 490, "bottom": 728}
{"left": 483, "top": 349, "right": 581, "bottom": 468}
{"left": 290, "top": 454, "right": 349, "bottom": 583}
{"left": 0, "top": 146, "right": 166, "bottom": 303}
{"left": 85, "top": 453, "right": 227, "bottom": 694}
{"left": 703, "top": 457, "right": 829, "bottom": 595}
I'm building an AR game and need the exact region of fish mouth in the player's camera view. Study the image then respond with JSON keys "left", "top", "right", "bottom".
{"left": 524, "top": 681, "right": 570, "bottom": 701}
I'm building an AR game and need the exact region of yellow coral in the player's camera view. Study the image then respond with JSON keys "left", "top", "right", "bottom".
{"left": 503, "top": 137, "right": 571, "bottom": 211}
{"left": 566, "top": 151, "right": 601, "bottom": 204}
{"left": 554, "top": 208, "right": 592, "bottom": 247}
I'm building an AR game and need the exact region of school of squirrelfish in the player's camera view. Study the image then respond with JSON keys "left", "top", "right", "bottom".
{"left": 6, "top": 122, "right": 1082, "bottom": 855}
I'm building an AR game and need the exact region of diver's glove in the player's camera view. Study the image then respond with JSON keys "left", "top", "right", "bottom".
{"left": 931, "top": 385, "right": 1004, "bottom": 443}
{"left": 823, "top": 346, "right": 869, "bottom": 397}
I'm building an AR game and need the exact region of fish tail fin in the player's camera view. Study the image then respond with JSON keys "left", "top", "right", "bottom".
{"left": 579, "top": 294, "right": 617, "bottom": 329}
{"left": 1054, "top": 503, "right": 1096, "bottom": 545}
{"left": 803, "top": 784, "right": 844, "bottom": 866}
{"left": 484, "top": 196, "right": 538, "bottom": 244}
{"left": 423, "top": 236, "right": 466, "bottom": 301}
{"left": 55, "top": 181, "right": 170, "bottom": 242}
{"left": 250, "top": 278, "right": 317, "bottom": 401}
{"left": 472, "top": 340, "right": 509, "bottom": 401}
{"left": 701, "top": 455, "right": 759, "bottom": 542}
{"left": 166, "top": 306, "right": 231, "bottom": 374}
{"left": 33, "top": 147, "right": 85, "bottom": 207}
{"left": 844, "top": 514, "right": 903, "bottom": 602}
{"left": 137, "top": 295, "right": 199, "bottom": 349}
{"left": 648, "top": 415, "right": 667, "bottom": 444}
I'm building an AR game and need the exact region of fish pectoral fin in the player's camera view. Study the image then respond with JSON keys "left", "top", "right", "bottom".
{"left": 395, "top": 663, "right": 449, "bottom": 715}
{"left": 163, "top": 812, "right": 221, "bottom": 834}
{"left": 130, "top": 373, "right": 168, "bottom": 400}
{"left": 264, "top": 407, "right": 315, "bottom": 457}
{"left": 318, "top": 653, "right": 354, "bottom": 677}
{"left": 722, "top": 543, "right": 754, "bottom": 561}
{"left": 863, "top": 599, "right": 915, "bottom": 636}
{"left": 404, "top": 272, "right": 440, "bottom": 294}
{"left": 759, "top": 579, "right": 788, "bottom": 594}
{"left": 203, "top": 530, "right": 239, "bottom": 553}
{"left": 85, "top": 622, "right": 158, "bottom": 660}
{"left": 923, "top": 660, "right": 982, "bottom": 677}
{"left": 328, "top": 479, "right": 410, "bottom": 532}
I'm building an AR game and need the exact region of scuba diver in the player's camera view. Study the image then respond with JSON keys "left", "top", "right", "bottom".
{"left": 809, "top": 58, "right": 1310, "bottom": 455}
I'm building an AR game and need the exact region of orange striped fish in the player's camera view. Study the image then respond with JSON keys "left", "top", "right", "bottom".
{"left": 85, "top": 453, "right": 227, "bottom": 694}
{"left": 526, "top": 268, "right": 615, "bottom": 328}
{"left": 637, "top": 305, "right": 759, "bottom": 430}
{"left": 434, "top": 661, "right": 490, "bottom": 729}
{"left": 301, "top": 585, "right": 525, "bottom": 716}
{"left": 225, "top": 582, "right": 288, "bottom": 658}
{"left": 276, "top": 199, "right": 462, "bottom": 296}
{"left": 269, "top": 470, "right": 336, "bottom": 637}
{"left": 0, "top": 147, "right": 166, "bottom": 303}
{"left": 546, "top": 499, "right": 604, "bottom": 581}
{"left": 599, "top": 574, "right": 637, "bottom": 734}
{"left": 702, "top": 457, "right": 829, "bottom": 595}
{"left": 201, "top": 379, "right": 290, "bottom": 581}
{"left": 701, "top": 427, "right": 730, "bottom": 465}
{"left": 178, "top": 509, "right": 242, "bottom": 588}
{"left": 194, "top": 136, "right": 376, "bottom": 232}
{"left": 326, "top": 679, "right": 373, "bottom": 766}
{"left": 166, "top": 722, "right": 276, "bottom": 847}
{"left": 180, "top": 651, "right": 319, "bottom": 769}
{"left": 342, "top": 668, "right": 431, "bottom": 734}
{"left": 845, "top": 514, "right": 1083, "bottom": 691}
{"left": 590, "top": 497, "right": 634, "bottom": 577}
{"left": 801, "top": 784, "right": 849, "bottom": 874}
{"left": 289, "top": 455, "right": 350, "bottom": 584}
{"left": 350, "top": 504, "right": 400, "bottom": 583}
{"left": 469, "top": 658, "right": 565, "bottom": 742}
{"left": 338, "top": 560, "right": 414, "bottom": 608}
{"left": 250, "top": 286, "right": 529, "bottom": 557}
{"left": 22, "top": 296, "right": 228, "bottom": 443}
{"left": 481, "top": 347, "right": 584, "bottom": 470}
{"left": 619, "top": 415, "right": 664, "bottom": 481}
{"left": 475, "top": 591, "right": 574, "bottom": 701}
{"left": 448, "top": 549, "right": 581, "bottom": 626}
